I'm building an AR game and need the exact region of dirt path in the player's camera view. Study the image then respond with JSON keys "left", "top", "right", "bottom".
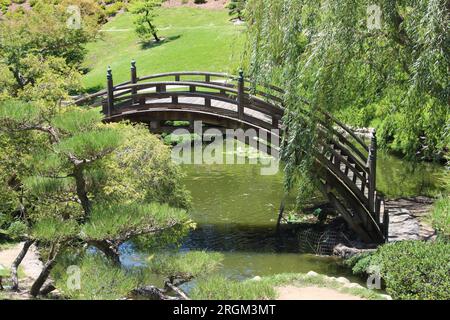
{"left": 276, "top": 286, "right": 365, "bottom": 300}
{"left": 0, "top": 242, "right": 42, "bottom": 282}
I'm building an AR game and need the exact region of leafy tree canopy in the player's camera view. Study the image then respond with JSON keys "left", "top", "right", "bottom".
{"left": 244, "top": 0, "right": 449, "bottom": 170}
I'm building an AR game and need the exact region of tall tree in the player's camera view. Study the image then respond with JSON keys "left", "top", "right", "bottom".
{"left": 131, "top": 0, "right": 162, "bottom": 43}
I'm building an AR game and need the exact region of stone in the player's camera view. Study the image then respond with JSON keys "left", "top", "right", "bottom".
{"left": 333, "top": 243, "right": 376, "bottom": 259}
{"left": 336, "top": 277, "right": 351, "bottom": 285}
{"left": 306, "top": 271, "right": 319, "bottom": 277}
{"left": 380, "top": 294, "right": 393, "bottom": 300}
{"left": 250, "top": 276, "right": 262, "bottom": 281}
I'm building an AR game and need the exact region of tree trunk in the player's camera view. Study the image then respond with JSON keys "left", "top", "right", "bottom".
{"left": 39, "top": 283, "right": 56, "bottom": 296}
{"left": 11, "top": 239, "right": 35, "bottom": 291}
{"left": 90, "top": 240, "right": 121, "bottom": 266}
{"left": 30, "top": 244, "right": 59, "bottom": 297}
{"left": 30, "top": 257, "right": 58, "bottom": 297}
{"left": 152, "top": 32, "right": 160, "bottom": 42}
{"left": 73, "top": 167, "right": 91, "bottom": 218}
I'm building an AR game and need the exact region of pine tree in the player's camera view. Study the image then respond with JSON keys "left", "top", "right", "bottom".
{"left": 227, "top": 0, "right": 246, "bottom": 21}
{"left": 131, "top": 0, "right": 162, "bottom": 42}
{"left": 0, "top": 100, "right": 213, "bottom": 298}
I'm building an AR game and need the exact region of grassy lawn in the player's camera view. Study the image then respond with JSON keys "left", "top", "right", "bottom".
{"left": 190, "top": 273, "right": 389, "bottom": 300}
{"left": 82, "top": 7, "right": 245, "bottom": 92}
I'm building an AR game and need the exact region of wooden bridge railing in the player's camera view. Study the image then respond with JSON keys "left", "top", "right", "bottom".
{"left": 75, "top": 61, "right": 388, "bottom": 243}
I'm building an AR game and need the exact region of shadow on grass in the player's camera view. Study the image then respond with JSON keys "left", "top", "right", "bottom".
{"left": 82, "top": 85, "right": 105, "bottom": 94}
{"left": 140, "top": 35, "right": 182, "bottom": 50}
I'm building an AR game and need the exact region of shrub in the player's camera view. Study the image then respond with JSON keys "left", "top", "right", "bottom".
{"left": 348, "top": 241, "right": 450, "bottom": 300}
{"left": 431, "top": 196, "right": 450, "bottom": 237}
{"left": 53, "top": 254, "right": 139, "bottom": 300}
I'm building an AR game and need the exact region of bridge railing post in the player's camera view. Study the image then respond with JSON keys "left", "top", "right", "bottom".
{"left": 368, "top": 129, "right": 377, "bottom": 214}
{"left": 106, "top": 66, "right": 114, "bottom": 117}
{"left": 237, "top": 69, "right": 245, "bottom": 120}
{"left": 131, "top": 60, "right": 137, "bottom": 104}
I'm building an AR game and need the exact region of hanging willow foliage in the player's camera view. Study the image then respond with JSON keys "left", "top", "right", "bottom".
{"left": 243, "top": 0, "right": 449, "bottom": 203}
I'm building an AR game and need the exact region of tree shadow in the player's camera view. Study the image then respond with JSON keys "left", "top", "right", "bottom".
{"left": 83, "top": 85, "right": 104, "bottom": 94}
{"left": 140, "top": 35, "right": 182, "bottom": 50}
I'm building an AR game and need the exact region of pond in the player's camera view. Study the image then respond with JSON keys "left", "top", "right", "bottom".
{"left": 121, "top": 142, "right": 446, "bottom": 287}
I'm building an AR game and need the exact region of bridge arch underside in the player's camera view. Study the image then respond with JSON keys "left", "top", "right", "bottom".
{"left": 105, "top": 106, "right": 281, "bottom": 156}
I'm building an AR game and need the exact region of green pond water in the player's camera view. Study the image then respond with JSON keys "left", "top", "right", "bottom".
{"left": 122, "top": 143, "right": 447, "bottom": 286}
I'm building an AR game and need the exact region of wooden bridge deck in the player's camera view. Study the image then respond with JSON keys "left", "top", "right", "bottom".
{"left": 75, "top": 64, "right": 388, "bottom": 244}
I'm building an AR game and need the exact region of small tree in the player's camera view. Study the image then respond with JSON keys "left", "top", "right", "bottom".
{"left": 227, "top": 0, "right": 246, "bottom": 21}
{"left": 131, "top": 0, "right": 162, "bottom": 43}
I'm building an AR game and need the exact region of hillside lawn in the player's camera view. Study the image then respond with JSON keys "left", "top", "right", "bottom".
{"left": 82, "top": 7, "right": 245, "bottom": 92}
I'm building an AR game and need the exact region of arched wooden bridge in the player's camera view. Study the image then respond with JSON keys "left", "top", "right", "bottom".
{"left": 76, "top": 61, "right": 389, "bottom": 244}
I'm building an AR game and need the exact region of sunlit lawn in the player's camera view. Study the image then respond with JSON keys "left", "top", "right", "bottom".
{"left": 82, "top": 7, "right": 245, "bottom": 91}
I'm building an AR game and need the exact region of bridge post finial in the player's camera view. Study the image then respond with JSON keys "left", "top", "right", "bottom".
{"left": 106, "top": 66, "right": 114, "bottom": 117}
{"left": 239, "top": 69, "right": 244, "bottom": 81}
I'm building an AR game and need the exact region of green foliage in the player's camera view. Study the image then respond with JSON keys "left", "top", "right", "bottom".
{"left": 54, "top": 254, "right": 139, "bottom": 300}
{"left": 148, "top": 251, "right": 223, "bottom": 280}
{"left": 32, "top": 217, "right": 80, "bottom": 242}
{"left": 227, "top": 0, "right": 246, "bottom": 20}
{"left": 190, "top": 275, "right": 276, "bottom": 300}
{"left": 131, "top": 0, "right": 162, "bottom": 42}
{"left": 348, "top": 241, "right": 450, "bottom": 300}
{"left": 0, "top": 0, "right": 100, "bottom": 98}
{"left": 57, "top": 127, "right": 122, "bottom": 159}
{"left": 0, "top": 217, "right": 27, "bottom": 240}
{"left": 244, "top": 0, "right": 449, "bottom": 164}
{"left": 430, "top": 196, "right": 450, "bottom": 237}
{"left": 82, "top": 202, "right": 188, "bottom": 241}
{"left": 111, "top": 123, "right": 191, "bottom": 209}
{"left": 0, "top": 100, "right": 40, "bottom": 124}
{"left": 344, "top": 251, "right": 376, "bottom": 276}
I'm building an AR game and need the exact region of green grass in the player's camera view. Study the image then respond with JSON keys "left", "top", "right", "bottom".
{"left": 82, "top": 7, "right": 245, "bottom": 91}
{"left": 0, "top": 241, "right": 19, "bottom": 251}
{"left": 430, "top": 196, "right": 450, "bottom": 237}
{"left": 190, "top": 273, "right": 389, "bottom": 300}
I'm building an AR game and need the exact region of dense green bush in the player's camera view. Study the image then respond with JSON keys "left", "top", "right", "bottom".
{"left": 347, "top": 241, "right": 450, "bottom": 300}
